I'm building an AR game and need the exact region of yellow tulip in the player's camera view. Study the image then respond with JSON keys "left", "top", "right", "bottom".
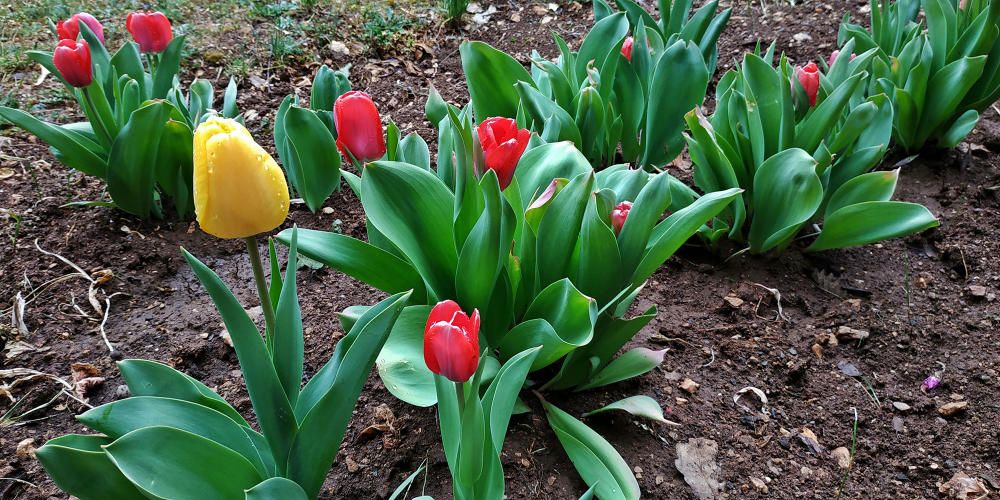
{"left": 193, "top": 117, "right": 289, "bottom": 239}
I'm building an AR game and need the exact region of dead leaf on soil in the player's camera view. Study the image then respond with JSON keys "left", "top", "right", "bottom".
{"left": 71, "top": 363, "right": 105, "bottom": 401}
{"left": 797, "top": 427, "right": 824, "bottom": 454}
{"left": 0, "top": 167, "right": 14, "bottom": 180}
{"left": 939, "top": 471, "right": 990, "bottom": 499}
{"left": 938, "top": 401, "right": 969, "bottom": 417}
{"left": 733, "top": 386, "right": 768, "bottom": 416}
{"left": 12, "top": 292, "right": 28, "bottom": 336}
{"left": 5, "top": 340, "right": 47, "bottom": 360}
{"left": 675, "top": 438, "right": 722, "bottom": 500}
{"left": 16, "top": 438, "right": 36, "bottom": 458}
{"left": 837, "top": 360, "right": 862, "bottom": 377}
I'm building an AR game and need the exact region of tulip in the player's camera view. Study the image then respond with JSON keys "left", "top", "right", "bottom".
{"left": 57, "top": 13, "right": 105, "bottom": 44}
{"left": 334, "top": 91, "right": 387, "bottom": 164}
{"left": 795, "top": 62, "right": 820, "bottom": 106}
{"left": 53, "top": 40, "right": 93, "bottom": 88}
{"left": 476, "top": 117, "right": 530, "bottom": 190}
{"left": 611, "top": 201, "right": 632, "bottom": 235}
{"left": 126, "top": 11, "right": 173, "bottom": 53}
{"left": 827, "top": 50, "right": 856, "bottom": 67}
{"left": 622, "top": 36, "right": 634, "bottom": 62}
{"left": 424, "top": 300, "right": 480, "bottom": 383}
{"left": 193, "top": 117, "right": 290, "bottom": 239}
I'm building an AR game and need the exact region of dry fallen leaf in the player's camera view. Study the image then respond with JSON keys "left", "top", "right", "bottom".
{"left": 938, "top": 401, "right": 969, "bottom": 417}
{"left": 939, "top": 471, "right": 990, "bottom": 499}
{"left": 16, "top": 438, "right": 36, "bottom": 458}
{"left": 675, "top": 438, "right": 722, "bottom": 499}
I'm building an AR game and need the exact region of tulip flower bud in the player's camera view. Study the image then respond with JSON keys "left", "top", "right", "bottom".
{"left": 193, "top": 117, "right": 290, "bottom": 239}
{"left": 126, "top": 11, "right": 173, "bottom": 53}
{"left": 621, "top": 36, "right": 634, "bottom": 62}
{"left": 827, "top": 50, "right": 857, "bottom": 67}
{"left": 57, "top": 12, "right": 105, "bottom": 44}
{"left": 476, "top": 117, "right": 530, "bottom": 190}
{"left": 334, "top": 91, "right": 387, "bottom": 164}
{"left": 611, "top": 201, "right": 633, "bottom": 235}
{"left": 53, "top": 40, "right": 93, "bottom": 88}
{"left": 424, "top": 300, "right": 480, "bottom": 383}
{"left": 795, "top": 62, "right": 820, "bottom": 107}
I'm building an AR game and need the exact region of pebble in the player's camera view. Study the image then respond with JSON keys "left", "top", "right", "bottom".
{"left": 750, "top": 476, "right": 768, "bottom": 493}
{"left": 938, "top": 401, "right": 969, "bottom": 417}
{"left": 831, "top": 447, "right": 851, "bottom": 469}
{"left": 968, "top": 285, "right": 988, "bottom": 297}
{"left": 892, "top": 401, "right": 911, "bottom": 412}
{"left": 679, "top": 378, "right": 700, "bottom": 394}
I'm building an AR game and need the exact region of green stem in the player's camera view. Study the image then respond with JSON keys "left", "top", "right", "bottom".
{"left": 454, "top": 381, "right": 465, "bottom": 415}
{"left": 245, "top": 236, "right": 277, "bottom": 348}
{"left": 81, "top": 87, "right": 112, "bottom": 146}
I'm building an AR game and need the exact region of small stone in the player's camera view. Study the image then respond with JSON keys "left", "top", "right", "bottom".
{"left": 345, "top": 455, "right": 360, "bottom": 473}
{"left": 968, "top": 285, "right": 988, "bottom": 297}
{"left": 15, "top": 438, "right": 35, "bottom": 458}
{"left": 938, "top": 401, "right": 969, "bottom": 417}
{"left": 892, "top": 401, "right": 911, "bottom": 412}
{"left": 836, "top": 326, "right": 870, "bottom": 341}
{"left": 322, "top": 207, "right": 334, "bottom": 214}
{"left": 750, "top": 476, "right": 768, "bottom": 493}
{"left": 520, "top": 458, "right": 531, "bottom": 467}
{"left": 831, "top": 447, "right": 851, "bottom": 469}
{"left": 892, "top": 416, "right": 905, "bottom": 432}
{"left": 800, "top": 466, "right": 813, "bottom": 477}
{"left": 329, "top": 41, "right": 350, "bottom": 56}
{"left": 655, "top": 474, "right": 664, "bottom": 485}
{"left": 547, "top": 476, "right": 556, "bottom": 486}
{"left": 793, "top": 32, "right": 813, "bottom": 42}
{"left": 664, "top": 370, "right": 683, "bottom": 381}
{"left": 679, "top": 378, "right": 700, "bottom": 394}
{"left": 724, "top": 295, "right": 744, "bottom": 308}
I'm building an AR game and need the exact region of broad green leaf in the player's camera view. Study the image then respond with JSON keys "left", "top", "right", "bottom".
{"left": 573, "top": 194, "right": 624, "bottom": 307}
{"left": 223, "top": 78, "right": 239, "bottom": 118}
{"left": 153, "top": 118, "right": 195, "bottom": 218}
{"left": 182, "top": 249, "right": 297, "bottom": 471}
{"left": 277, "top": 228, "right": 426, "bottom": 302}
{"left": 498, "top": 279, "right": 597, "bottom": 370}
{"left": 152, "top": 36, "right": 185, "bottom": 98}
{"left": 282, "top": 105, "right": 342, "bottom": 212}
{"left": 641, "top": 40, "right": 709, "bottom": 167}
{"left": 618, "top": 172, "right": 673, "bottom": 273}
{"left": 747, "top": 149, "right": 822, "bottom": 253}
{"left": 245, "top": 478, "right": 308, "bottom": 500}
{"left": 399, "top": 133, "right": 431, "bottom": 170}
{"left": 36, "top": 435, "right": 147, "bottom": 500}
{"left": 794, "top": 73, "right": 865, "bottom": 153}
{"left": 543, "top": 401, "right": 640, "bottom": 500}
{"left": 457, "top": 171, "right": 512, "bottom": 314}
{"left": 105, "top": 426, "right": 262, "bottom": 500}
{"left": 108, "top": 101, "right": 171, "bottom": 219}
{"left": 575, "top": 347, "right": 666, "bottom": 391}
{"left": 513, "top": 142, "right": 592, "bottom": 211}
{"left": 78, "top": 396, "right": 272, "bottom": 477}
{"left": 583, "top": 395, "right": 671, "bottom": 423}
{"left": 808, "top": 201, "right": 939, "bottom": 251}
{"left": 110, "top": 42, "right": 146, "bottom": 100}
{"left": 117, "top": 359, "right": 248, "bottom": 426}
{"left": 361, "top": 161, "right": 458, "bottom": 301}
{"left": 273, "top": 228, "right": 303, "bottom": 406}
{"left": 461, "top": 41, "right": 534, "bottom": 121}
{"left": 916, "top": 56, "right": 986, "bottom": 145}
{"left": 938, "top": 108, "right": 979, "bottom": 147}
{"left": 374, "top": 305, "right": 437, "bottom": 407}
{"left": 482, "top": 347, "right": 543, "bottom": 452}
{"left": 0, "top": 106, "right": 106, "bottom": 177}
{"left": 516, "top": 82, "right": 583, "bottom": 147}
{"left": 825, "top": 169, "right": 899, "bottom": 217}
{"left": 536, "top": 172, "right": 594, "bottom": 287}
{"left": 576, "top": 13, "right": 630, "bottom": 82}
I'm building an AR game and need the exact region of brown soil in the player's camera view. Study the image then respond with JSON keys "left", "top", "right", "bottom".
{"left": 2, "top": 1, "right": 999, "bottom": 499}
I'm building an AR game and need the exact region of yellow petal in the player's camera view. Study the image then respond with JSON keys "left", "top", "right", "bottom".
{"left": 193, "top": 117, "right": 289, "bottom": 239}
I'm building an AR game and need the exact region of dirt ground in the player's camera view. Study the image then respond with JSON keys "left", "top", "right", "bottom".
{"left": 1, "top": 0, "right": 998, "bottom": 498}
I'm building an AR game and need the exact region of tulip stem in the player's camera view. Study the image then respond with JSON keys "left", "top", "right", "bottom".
{"left": 81, "top": 87, "right": 112, "bottom": 146}
{"left": 245, "top": 236, "right": 276, "bottom": 346}
{"left": 454, "top": 382, "right": 465, "bottom": 414}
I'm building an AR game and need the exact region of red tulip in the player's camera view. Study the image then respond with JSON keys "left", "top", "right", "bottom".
{"left": 424, "top": 300, "right": 480, "bottom": 383}
{"left": 827, "top": 50, "right": 856, "bottom": 67}
{"left": 476, "top": 117, "right": 530, "bottom": 190}
{"left": 611, "top": 201, "right": 632, "bottom": 235}
{"left": 622, "top": 36, "right": 634, "bottom": 62}
{"left": 795, "top": 62, "right": 820, "bottom": 107}
{"left": 334, "top": 91, "right": 387, "bottom": 163}
{"left": 53, "top": 40, "right": 92, "bottom": 88}
{"left": 57, "top": 13, "right": 105, "bottom": 44}
{"left": 126, "top": 11, "right": 173, "bottom": 53}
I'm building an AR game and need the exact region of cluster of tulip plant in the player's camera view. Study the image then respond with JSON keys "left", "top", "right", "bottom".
{"left": 458, "top": 0, "right": 730, "bottom": 169}
{"left": 277, "top": 84, "right": 741, "bottom": 496}
{"left": 0, "top": 11, "right": 240, "bottom": 219}
{"left": 36, "top": 117, "right": 409, "bottom": 500}
{"left": 838, "top": 0, "right": 1000, "bottom": 150}
{"left": 681, "top": 42, "right": 939, "bottom": 254}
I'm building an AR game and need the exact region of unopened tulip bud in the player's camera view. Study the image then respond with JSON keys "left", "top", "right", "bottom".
{"left": 611, "top": 201, "right": 633, "bottom": 235}
{"left": 57, "top": 13, "right": 105, "bottom": 44}
{"left": 53, "top": 40, "right": 93, "bottom": 88}
{"left": 334, "top": 91, "right": 387, "bottom": 164}
{"left": 424, "top": 300, "right": 480, "bottom": 383}
{"left": 476, "top": 117, "right": 530, "bottom": 190}
{"left": 126, "top": 11, "right": 173, "bottom": 53}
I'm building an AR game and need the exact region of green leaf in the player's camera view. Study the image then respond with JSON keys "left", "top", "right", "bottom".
{"left": 794, "top": 73, "right": 865, "bottom": 154}
{"left": 245, "top": 477, "right": 308, "bottom": 500}
{"left": 282, "top": 105, "right": 342, "bottom": 212}
{"left": 276, "top": 228, "right": 426, "bottom": 302}
{"left": 361, "top": 161, "right": 458, "bottom": 301}
{"left": 35, "top": 435, "right": 147, "bottom": 500}
{"left": 110, "top": 42, "right": 146, "bottom": 100}
{"left": 182, "top": 249, "right": 297, "bottom": 471}
{"left": 461, "top": 41, "right": 534, "bottom": 121}
{"left": 583, "top": 395, "right": 671, "bottom": 423}
{"left": 808, "top": 201, "right": 939, "bottom": 251}
{"left": 117, "top": 359, "right": 248, "bottom": 426}
{"left": 747, "top": 149, "right": 822, "bottom": 253}
{"left": 498, "top": 279, "right": 597, "bottom": 370}
{"left": 575, "top": 347, "right": 666, "bottom": 391}
{"left": 273, "top": 228, "right": 303, "bottom": 406}
{"left": 576, "top": 13, "right": 630, "bottom": 82}
{"left": 388, "top": 462, "right": 427, "bottom": 500}
{"left": 154, "top": 118, "right": 195, "bottom": 218}
{"left": 287, "top": 291, "right": 409, "bottom": 498}
{"left": 77, "top": 396, "right": 272, "bottom": 477}
{"left": 618, "top": 172, "right": 673, "bottom": 273}
{"left": 543, "top": 401, "right": 640, "bottom": 500}
{"left": 482, "top": 347, "right": 543, "bottom": 452}
{"left": 536, "top": 172, "right": 594, "bottom": 287}
{"left": 456, "top": 171, "right": 513, "bottom": 314}
{"left": 223, "top": 78, "right": 240, "bottom": 118}
{"left": 916, "top": 56, "right": 986, "bottom": 146}
{"left": 641, "top": 40, "right": 710, "bottom": 167}
{"left": 107, "top": 101, "right": 171, "bottom": 219}
{"left": 515, "top": 82, "right": 583, "bottom": 147}
{"left": 152, "top": 36, "right": 185, "bottom": 98}
{"left": 938, "top": 108, "right": 979, "bottom": 148}
{"left": 513, "top": 142, "right": 593, "bottom": 211}
{"left": 373, "top": 305, "right": 437, "bottom": 407}
{"left": 573, "top": 194, "right": 624, "bottom": 307}
{"left": 105, "top": 426, "right": 262, "bottom": 500}
{"left": 0, "top": 106, "right": 106, "bottom": 177}
{"left": 399, "top": 132, "right": 431, "bottom": 170}
{"left": 825, "top": 169, "right": 899, "bottom": 217}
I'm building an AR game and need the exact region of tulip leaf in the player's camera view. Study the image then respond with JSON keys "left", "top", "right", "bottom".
{"left": 154, "top": 118, "right": 195, "bottom": 218}
{"left": 371, "top": 305, "right": 437, "bottom": 407}
{"left": 807, "top": 201, "right": 939, "bottom": 251}
{"left": 398, "top": 132, "right": 431, "bottom": 170}
{"left": 273, "top": 228, "right": 303, "bottom": 407}
{"left": 543, "top": 400, "right": 640, "bottom": 500}
{"left": 461, "top": 41, "right": 534, "bottom": 122}
{"left": 245, "top": 478, "right": 308, "bottom": 500}
{"left": 105, "top": 426, "right": 263, "bottom": 500}
{"left": 824, "top": 169, "right": 899, "bottom": 217}
{"left": 515, "top": 82, "right": 583, "bottom": 147}
{"left": 109, "top": 42, "right": 146, "bottom": 100}
{"left": 513, "top": 142, "right": 592, "bottom": 211}
{"left": 575, "top": 347, "right": 666, "bottom": 391}
{"left": 77, "top": 396, "right": 273, "bottom": 477}
{"left": 287, "top": 291, "right": 409, "bottom": 499}
{"left": 117, "top": 359, "right": 248, "bottom": 426}
{"left": 35, "top": 435, "right": 147, "bottom": 500}
{"left": 107, "top": 100, "right": 171, "bottom": 219}
{"left": 182, "top": 248, "right": 297, "bottom": 471}
{"left": 152, "top": 35, "right": 185, "bottom": 99}
{"left": 536, "top": 172, "right": 594, "bottom": 287}
{"left": 618, "top": 171, "right": 673, "bottom": 273}
{"left": 361, "top": 161, "right": 458, "bottom": 301}
{"left": 498, "top": 279, "right": 597, "bottom": 370}
{"left": 277, "top": 228, "right": 426, "bottom": 302}
{"left": 0, "top": 106, "right": 106, "bottom": 177}
{"left": 747, "top": 148, "right": 822, "bottom": 253}
{"left": 223, "top": 77, "right": 240, "bottom": 118}
{"left": 916, "top": 55, "right": 987, "bottom": 146}
{"left": 575, "top": 13, "right": 630, "bottom": 82}
{"left": 573, "top": 194, "right": 624, "bottom": 306}
{"left": 641, "top": 40, "right": 709, "bottom": 167}
{"left": 938, "top": 108, "right": 979, "bottom": 148}
{"left": 282, "top": 105, "right": 342, "bottom": 212}
{"left": 583, "top": 395, "right": 670, "bottom": 423}
{"left": 482, "top": 346, "right": 543, "bottom": 452}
